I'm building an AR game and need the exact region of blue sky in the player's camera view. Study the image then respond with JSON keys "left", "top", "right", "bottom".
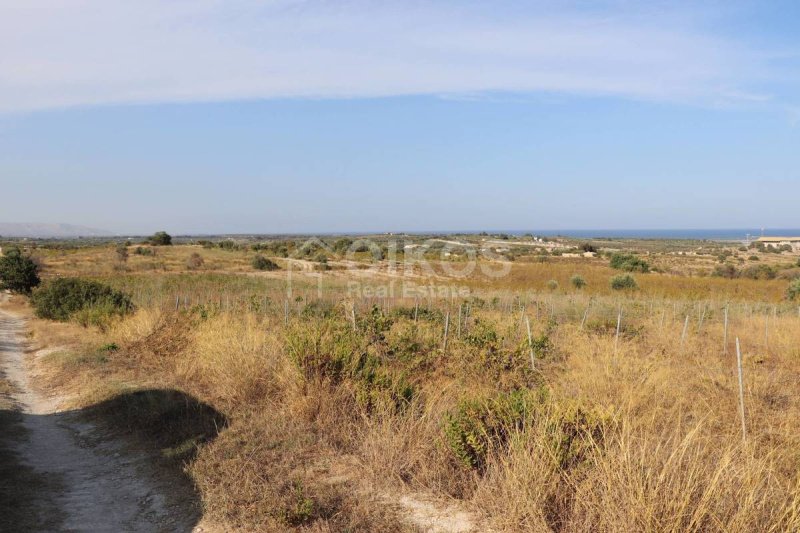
{"left": 1, "top": 0, "right": 799, "bottom": 234}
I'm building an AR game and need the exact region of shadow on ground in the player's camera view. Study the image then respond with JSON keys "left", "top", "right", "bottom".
{"left": 0, "top": 388, "right": 228, "bottom": 532}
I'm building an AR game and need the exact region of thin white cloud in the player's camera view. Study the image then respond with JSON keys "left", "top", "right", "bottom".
{"left": 0, "top": 0, "right": 783, "bottom": 112}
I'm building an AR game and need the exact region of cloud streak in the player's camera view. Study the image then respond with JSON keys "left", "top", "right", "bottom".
{"left": 0, "top": 0, "right": 784, "bottom": 113}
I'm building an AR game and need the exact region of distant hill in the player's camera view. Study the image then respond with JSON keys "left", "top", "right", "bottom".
{"left": 0, "top": 223, "right": 113, "bottom": 238}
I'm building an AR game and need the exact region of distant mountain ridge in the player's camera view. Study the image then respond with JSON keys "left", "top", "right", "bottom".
{"left": 0, "top": 223, "right": 113, "bottom": 238}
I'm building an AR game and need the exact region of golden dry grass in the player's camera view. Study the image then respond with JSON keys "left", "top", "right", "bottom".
{"left": 7, "top": 242, "right": 800, "bottom": 531}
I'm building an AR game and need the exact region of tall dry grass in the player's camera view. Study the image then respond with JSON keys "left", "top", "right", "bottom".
{"left": 13, "top": 245, "right": 800, "bottom": 531}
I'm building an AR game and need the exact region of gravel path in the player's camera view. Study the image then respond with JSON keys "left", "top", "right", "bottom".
{"left": 0, "top": 302, "right": 200, "bottom": 532}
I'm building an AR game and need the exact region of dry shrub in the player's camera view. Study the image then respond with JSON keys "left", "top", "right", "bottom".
{"left": 190, "top": 408, "right": 410, "bottom": 532}
{"left": 568, "top": 420, "right": 800, "bottom": 532}
{"left": 177, "top": 313, "right": 289, "bottom": 406}
{"left": 125, "top": 311, "right": 193, "bottom": 360}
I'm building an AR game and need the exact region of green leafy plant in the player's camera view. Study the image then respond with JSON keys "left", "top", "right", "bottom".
{"left": 0, "top": 246, "right": 40, "bottom": 294}
{"left": 443, "top": 388, "right": 545, "bottom": 471}
{"left": 31, "top": 278, "right": 133, "bottom": 324}
{"left": 610, "top": 274, "right": 638, "bottom": 290}
{"left": 609, "top": 252, "right": 650, "bottom": 273}
{"left": 570, "top": 275, "right": 586, "bottom": 289}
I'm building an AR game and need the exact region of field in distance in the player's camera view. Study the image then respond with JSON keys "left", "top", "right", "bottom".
{"left": 3, "top": 232, "right": 800, "bottom": 531}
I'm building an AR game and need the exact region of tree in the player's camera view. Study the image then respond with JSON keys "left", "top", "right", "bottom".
{"left": 149, "top": 231, "right": 172, "bottom": 246}
{"left": 0, "top": 247, "right": 41, "bottom": 294}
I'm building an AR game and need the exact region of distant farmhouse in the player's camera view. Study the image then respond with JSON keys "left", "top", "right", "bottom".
{"left": 756, "top": 236, "right": 800, "bottom": 251}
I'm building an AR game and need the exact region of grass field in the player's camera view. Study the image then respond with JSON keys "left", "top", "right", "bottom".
{"left": 6, "top": 235, "right": 800, "bottom": 531}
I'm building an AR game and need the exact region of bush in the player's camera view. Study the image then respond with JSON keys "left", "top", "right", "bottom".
{"left": 0, "top": 247, "right": 40, "bottom": 294}
{"left": 31, "top": 278, "right": 133, "bottom": 324}
{"left": 443, "top": 389, "right": 609, "bottom": 472}
{"left": 186, "top": 253, "right": 204, "bottom": 270}
{"left": 149, "top": 231, "right": 172, "bottom": 246}
{"left": 546, "top": 279, "right": 559, "bottom": 291}
{"left": 609, "top": 252, "right": 650, "bottom": 273}
{"left": 570, "top": 275, "right": 586, "bottom": 289}
{"left": 252, "top": 255, "right": 279, "bottom": 271}
{"left": 610, "top": 274, "right": 638, "bottom": 290}
{"left": 739, "top": 264, "right": 776, "bottom": 280}
{"left": 712, "top": 264, "right": 738, "bottom": 279}
{"left": 115, "top": 244, "right": 129, "bottom": 263}
{"left": 788, "top": 279, "right": 800, "bottom": 300}
{"left": 444, "top": 389, "right": 543, "bottom": 471}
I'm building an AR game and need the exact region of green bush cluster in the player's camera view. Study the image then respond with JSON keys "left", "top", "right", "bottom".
{"left": 31, "top": 278, "right": 134, "bottom": 326}
{"left": 284, "top": 317, "right": 413, "bottom": 413}
{"left": 444, "top": 389, "right": 541, "bottom": 471}
{"left": 443, "top": 389, "right": 610, "bottom": 473}
{"left": 610, "top": 274, "right": 638, "bottom": 290}
{"left": 609, "top": 252, "right": 650, "bottom": 273}
{"left": 0, "top": 246, "right": 40, "bottom": 294}
{"left": 713, "top": 263, "right": 776, "bottom": 280}
{"left": 570, "top": 274, "right": 586, "bottom": 289}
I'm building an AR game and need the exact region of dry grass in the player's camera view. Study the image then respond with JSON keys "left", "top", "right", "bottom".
{"left": 8, "top": 242, "right": 800, "bottom": 531}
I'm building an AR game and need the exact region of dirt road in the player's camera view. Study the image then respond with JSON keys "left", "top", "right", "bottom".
{"left": 0, "top": 302, "right": 201, "bottom": 532}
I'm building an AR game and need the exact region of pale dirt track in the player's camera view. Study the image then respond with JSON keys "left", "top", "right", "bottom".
{"left": 0, "top": 300, "right": 201, "bottom": 532}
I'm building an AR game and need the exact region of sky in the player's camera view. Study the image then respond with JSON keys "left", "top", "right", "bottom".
{"left": 0, "top": 0, "right": 799, "bottom": 235}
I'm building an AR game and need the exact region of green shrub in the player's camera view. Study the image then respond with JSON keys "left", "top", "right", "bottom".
{"left": 610, "top": 274, "right": 638, "bottom": 290}
{"left": 31, "top": 278, "right": 133, "bottom": 324}
{"left": 570, "top": 274, "right": 586, "bottom": 289}
{"left": 252, "top": 255, "right": 279, "bottom": 271}
{"left": 443, "top": 389, "right": 610, "bottom": 473}
{"left": 609, "top": 252, "right": 650, "bottom": 273}
{"left": 0, "top": 247, "right": 40, "bottom": 294}
{"left": 788, "top": 279, "right": 800, "bottom": 301}
{"left": 444, "top": 389, "right": 543, "bottom": 471}
{"left": 712, "top": 264, "right": 737, "bottom": 279}
{"left": 464, "top": 319, "right": 500, "bottom": 350}
{"left": 546, "top": 279, "right": 559, "bottom": 291}
{"left": 739, "top": 264, "right": 776, "bottom": 280}
{"left": 284, "top": 319, "right": 412, "bottom": 413}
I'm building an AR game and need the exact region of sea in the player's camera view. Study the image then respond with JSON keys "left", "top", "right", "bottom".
{"left": 505, "top": 229, "right": 800, "bottom": 241}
